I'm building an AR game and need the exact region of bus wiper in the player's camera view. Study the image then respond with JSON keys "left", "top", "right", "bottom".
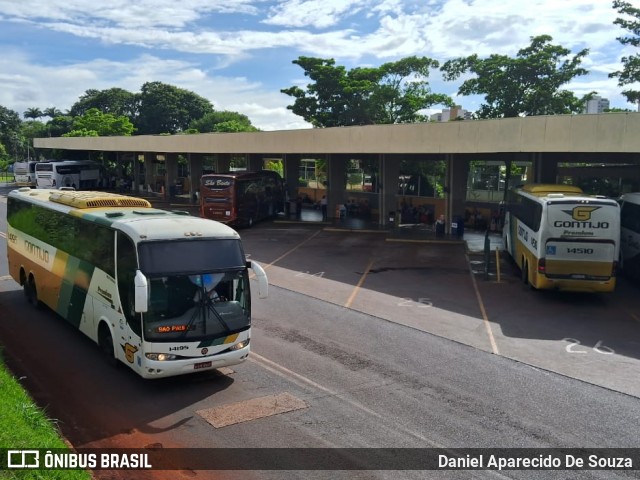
{"left": 183, "top": 284, "right": 231, "bottom": 337}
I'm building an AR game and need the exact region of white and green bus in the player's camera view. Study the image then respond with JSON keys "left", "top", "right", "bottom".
{"left": 7, "top": 188, "right": 268, "bottom": 379}
{"left": 502, "top": 184, "right": 620, "bottom": 293}
{"left": 619, "top": 192, "right": 640, "bottom": 280}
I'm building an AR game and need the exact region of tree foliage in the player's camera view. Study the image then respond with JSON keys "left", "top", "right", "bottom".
{"left": 441, "top": 35, "right": 590, "bottom": 118}
{"left": 136, "top": 82, "right": 215, "bottom": 134}
{"left": 610, "top": 0, "right": 640, "bottom": 104}
{"left": 281, "top": 56, "right": 452, "bottom": 127}
{"left": 70, "top": 88, "right": 138, "bottom": 119}
{"left": 23, "top": 107, "right": 43, "bottom": 120}
{"left": 63, "top": 108, "right": 134, "bottom": 137}
{"left": 190, "top": 111, "right": 258, "bottom": 132}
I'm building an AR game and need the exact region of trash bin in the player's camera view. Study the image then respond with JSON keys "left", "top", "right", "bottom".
{"left": 452, "top": 217, "right": 465, "bottom": 237}
{"left": 388, "top": 211, "right": 395, "bottom": 224}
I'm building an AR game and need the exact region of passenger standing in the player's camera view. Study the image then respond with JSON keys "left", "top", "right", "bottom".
{"left": 320, "top": 195, "right": 328, "bottom": 220}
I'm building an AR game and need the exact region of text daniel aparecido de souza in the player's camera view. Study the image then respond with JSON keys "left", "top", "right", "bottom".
{"left": 439, "top": 453, "right": 633, "bottom": 470}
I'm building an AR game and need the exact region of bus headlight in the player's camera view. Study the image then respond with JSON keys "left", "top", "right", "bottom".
{"left": 229, "top": 340, "right": 250, "bottom": 351}
{"left": 145, "top": 353, "right": 177, "bottom": 361}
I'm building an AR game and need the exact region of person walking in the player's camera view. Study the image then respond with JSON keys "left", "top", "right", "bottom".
{"left": 320, "top": 195, "right": 328, "bottom": 220}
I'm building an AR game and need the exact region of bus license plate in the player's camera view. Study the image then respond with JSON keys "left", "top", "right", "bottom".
{"left": 194, "top": 361, "right": 212, "bottom": 370}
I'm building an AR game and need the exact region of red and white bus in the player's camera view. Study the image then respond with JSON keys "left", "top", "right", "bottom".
{"left": 200, "top": 170, "right": 285, "bottom": 227}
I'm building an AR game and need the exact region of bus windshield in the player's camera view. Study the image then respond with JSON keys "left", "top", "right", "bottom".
{"left": 143, "top": 270, "right": 250, "bottom": 342}
{"left": 138, "top": 238, "right": 250, "bottom": 342}
{"left": 137, "top": 238, "right": 245, "bottom": 276}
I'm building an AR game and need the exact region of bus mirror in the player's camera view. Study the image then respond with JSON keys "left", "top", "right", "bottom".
{"left": 134, "top": 270, "right": 149, "bottom": 313}
{"left": 248, "top": 260, "right": 268, "bottom": 299}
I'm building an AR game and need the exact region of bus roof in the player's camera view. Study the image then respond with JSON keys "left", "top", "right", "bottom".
{"left": 520, "top": 184, "right": 584, "bottom": 195}
{"left": 9, "top": 188, "right": 240, "bottom": 241}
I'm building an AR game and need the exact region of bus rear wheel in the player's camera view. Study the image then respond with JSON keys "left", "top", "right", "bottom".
{"left": 24, "top": 276, "right": 41, "bottom": 308}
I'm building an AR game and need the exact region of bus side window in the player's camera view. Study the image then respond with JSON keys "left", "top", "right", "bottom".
{"left": 117, "top": 232, "right": 141, "bottom": 336}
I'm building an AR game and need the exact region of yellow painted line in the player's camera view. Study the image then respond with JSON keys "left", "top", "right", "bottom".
{"left": 466, "top": 254, "right": 500, "bottom": 356}
{"left": 324, "top": 227, "right": 386, "bottom": 234}
{"left": 386, "top": 237, "right": 464, "bottom": 244}
{"left": 345, "top": 259, "right": 374, "bottom": 309}
{"left": 262, "top": 229, "right": 323, "bottom": 271}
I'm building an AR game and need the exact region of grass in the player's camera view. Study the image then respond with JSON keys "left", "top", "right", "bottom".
{"left": 0, "top": 174, "right": 14, "bottom": 183}
{"left": 0, "top": 352, "right": 92, "bottom": 479}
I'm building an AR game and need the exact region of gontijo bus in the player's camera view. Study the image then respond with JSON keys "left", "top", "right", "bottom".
{"left": 7, "top": 188, "right": 268, "bottom": 379}
{"left": 502, "top": 184, "right": 620, "bottom": 292}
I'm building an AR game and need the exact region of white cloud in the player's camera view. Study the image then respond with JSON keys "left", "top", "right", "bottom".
{"left": 0, "top": 51, "right": 309, "bottom": 130}
{"left": 0, "top": 0, "right": 637, "bottom": 128}
{"left": 263, "top": 0, "right": 367, "bottom": 29}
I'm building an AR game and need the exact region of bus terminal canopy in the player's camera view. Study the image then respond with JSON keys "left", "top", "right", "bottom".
{"left": 33, "top": 114, "right": 640, "bottom": 155}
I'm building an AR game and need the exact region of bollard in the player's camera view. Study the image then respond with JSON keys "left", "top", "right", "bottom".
{"left": 484, "top": 230, "right": 490, "bottom": 280}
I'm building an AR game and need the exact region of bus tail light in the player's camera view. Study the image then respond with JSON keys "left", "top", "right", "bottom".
{"left": 612, "top": 260, "right": 618, "bottom": 277}
{"left": 537, "top": 257, "right": 546, "bottom": 274}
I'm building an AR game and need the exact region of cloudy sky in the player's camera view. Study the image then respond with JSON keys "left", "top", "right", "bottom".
{"left": 0, "top": 0, "right": 636, "bottom": 131}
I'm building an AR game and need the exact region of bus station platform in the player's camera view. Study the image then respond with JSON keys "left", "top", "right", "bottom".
{"left": 142, "top": 197, "right": 504, "bottom": 253}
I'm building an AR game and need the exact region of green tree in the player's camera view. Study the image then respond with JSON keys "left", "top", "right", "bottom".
{"left": 190, "top": 111, "right": 258, "bottom": 132}
{"left": 46, "top": 115, "right": 74, "bottom": 137}
{"left": 610, "top": 0, "right": 640, "bottom": 104}
{"left": 136, "top": 82, "right": 214, "bottom": 134}
{"left": 0, "top": 106, "right": 22, "bottom": 160}
{"left": 441, "top": 35, "right": 590, "bottom": 118}
{"left": 23, "top": 107, "right": 43, "bottom": 120}
{"left": 281, "top": 56, "right": 451, "bottom": 127}
{"left": 63, "top": 108, "right": 135, "bottom": 137}
{"left": 43, "top": 107, "right": 64, "bottom": 118}
{"left": 70, "top": 88, "right": 138, "bottom": 119}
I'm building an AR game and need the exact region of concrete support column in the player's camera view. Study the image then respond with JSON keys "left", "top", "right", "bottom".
{"left": 446, "top": 154, "right": 469, "bottom": 234}
{"left": 533, "top": 153, "right": 558, "bottom": 183}
{"left": 143, "top": 153, "right": 155, "bottom": 193}
{"left": 247, "top": 154, "right": 264, "bottom": 172}
{"left": 189, "top": 153, "right": 204, "bottom": 203}
{"left": 327, "top": 154, "right": 346, "bottom": 219}
{"left": 381, "top": 154, "right": 401, "bottom": 226}
{"left": 132, "top": 153, "right": 141, "bottom": 195}
{"left": 216, "top": 153, "right": 231, "bottom": 173}
{"left": 284, "top": 154, "right": 301, "bottom": 198}
{"left": 165, "top": 153, "right": 178, "bottom": 200}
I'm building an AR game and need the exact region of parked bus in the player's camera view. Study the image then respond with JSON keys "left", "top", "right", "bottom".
{"left": 200, "top": 170, "right": 285, "bottom": 227}
{"left": 6, "top": 188, "right": 268, "bottom": 379}
{"left": 13, "top": 160, "right": 39, "bottom": 187}
{"left": 619, "top": 192, "right": 640, "bottom": 280}
{"left": 502, "top": 184, "right": 620, "bottom": 292}
{"left": 35, "top": 160, "right": 101, "bottom": 189}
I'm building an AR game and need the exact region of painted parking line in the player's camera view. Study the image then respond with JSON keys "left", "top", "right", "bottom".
{"left": 466, "top": 254, "right": 500, "bottom": 356}
{"left": 344, "top": 259, "right": 374, "bottom": 309}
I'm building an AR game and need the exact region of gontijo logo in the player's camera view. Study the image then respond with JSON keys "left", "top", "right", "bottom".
{"left": 565, "top": 206, "right": 600, "bottom": 221}
{"left": 554, "top": 206, "right": 609, "bottom": 229}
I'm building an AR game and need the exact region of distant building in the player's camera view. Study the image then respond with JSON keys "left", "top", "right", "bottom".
{"left": 430, "top": 105, "right": 472, "bottom": 122}
{"left": 584, "top": 96, "right": 610, "bottom": 114}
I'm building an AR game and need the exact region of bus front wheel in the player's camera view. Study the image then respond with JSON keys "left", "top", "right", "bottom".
{"left": 98, "top": 324, "right": 117, "bottom": 367}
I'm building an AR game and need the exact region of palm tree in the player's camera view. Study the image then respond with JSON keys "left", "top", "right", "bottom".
{"left": 43, "top": 107, "right": 63, "bottom": 118}
{"left": 23, "top": 107, "right": 43, "bottom": 120}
